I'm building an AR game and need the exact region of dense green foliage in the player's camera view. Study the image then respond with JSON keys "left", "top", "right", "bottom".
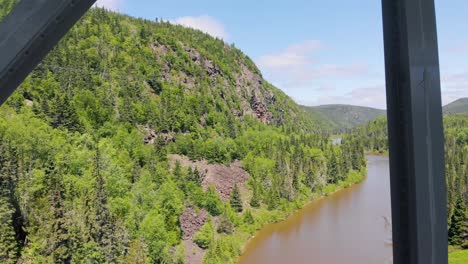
{"left": 347, "top": 117, "right": 389, "bottom": 154}
{"left": 194, "top": 220, "right": 214, "bottom": 249}
{"left": 444, "top": 98, "right": 468, "bottom": 115}
{"left": 0, "top": 4, "right": 366, "bottom": 263}
{"left": 350, "top": 114, "right": 468, "bottom": 247}
{"left": 302, "top": 104, "right": 386, "bottom": 131}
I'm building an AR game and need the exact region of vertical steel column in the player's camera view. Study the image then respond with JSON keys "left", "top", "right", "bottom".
{"left": 0, "top": 0, "right": 96, "bottom": 105}
{"left": 381, "top": 0, "right": 448, "bottom": 263}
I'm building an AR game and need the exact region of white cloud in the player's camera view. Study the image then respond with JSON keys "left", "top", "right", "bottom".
{"left": 301, "top": 85, "right": 387, "bottom": 109}
{"left": 94, "top": 0, "right": 124, "bottom": 11}
{"left": 297, "top": 72, "right": 468, "bottom": 109}
{"left": 441, "top": 71, "right": 468, "bottom": 105}
{"left": 171, "top": 16, "right": 229, "bottom": 40}
{"left": 257, "top": 41, "right": 324, "bottom": 70}
{"left": 257, "top": 40, "right": 369, "bottom": 89}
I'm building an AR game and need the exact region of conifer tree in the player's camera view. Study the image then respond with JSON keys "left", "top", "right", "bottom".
{"left": 0, "top": 144, "right": 23, "bottom": 256}
{"left": 46, "top": 163, "right": 71, "bottom": 263}
{"left": 448, "top": 198, "right": 467, "bottom": 246}
{"left": 327, "top": 148, "right": 338, "bottom": 184}
{"left": 230, "top": 184, "right": 243, "bottom": 213}
{"left": 243, "top": 209, "right": 255, "bottom": 225}
{"left": 92, "top": 147, "right": 119, "bottom": 263}
{"left": 250, "top": 184, "right": 261, "bottom": 208}
{"left": 205, "top": 186, "right": 223, "bottom": 216}
{"left": 0, "top": 197, "right": 17, "bottom": 264}
{"left": 173, "top": 160, "right": 182, "bottom": 179}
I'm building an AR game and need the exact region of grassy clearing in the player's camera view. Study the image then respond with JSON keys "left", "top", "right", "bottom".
{"left": 449, "top": 249, "right": 468, "bottom": 264}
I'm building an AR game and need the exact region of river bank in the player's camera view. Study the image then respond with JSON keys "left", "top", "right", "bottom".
{"left": 183, "top": 156, "right": 367, "bottom": 264}
{"left": 237, "top": 155, "right": 392, "bottom": 264}
{"left": 229, "top": 166, "right": 367, "bottom": 263}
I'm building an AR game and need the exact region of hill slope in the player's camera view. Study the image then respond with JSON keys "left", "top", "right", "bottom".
{"left": 302, "top": 104, "right": 386, "bottom": 130}
{"left": 444, "top": 98, "right": 468, "bottom": 114}
{"left": 302, "top": 97, "right": 467, "bottom": 131}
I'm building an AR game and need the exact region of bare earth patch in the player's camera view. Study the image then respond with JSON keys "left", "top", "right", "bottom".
{"left": 170, "top": 155, "right": 252, "bottom": 264}
{"left": 184, "top": 240, "right": 206, "bottom": 264}
{"left": 169, "top": 154, "right": 250, "bottom": 200}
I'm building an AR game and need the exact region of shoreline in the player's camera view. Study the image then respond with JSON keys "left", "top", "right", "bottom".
{"left": 235, "top": 167, "right": 367, "bottom": 263}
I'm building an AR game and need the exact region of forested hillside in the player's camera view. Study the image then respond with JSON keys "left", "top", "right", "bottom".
{"left": 348, "top": 114, "right": 468, "bottom": 248}
{"left": 0, "top": 4, "right": 366, "bottom": 264}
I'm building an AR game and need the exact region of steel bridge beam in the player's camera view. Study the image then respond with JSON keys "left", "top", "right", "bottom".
{"left": 382, "top": 0, "right": 448, "bottom": 263}
{"left": 0, "top": 0, "right": 96, "bottom": 105}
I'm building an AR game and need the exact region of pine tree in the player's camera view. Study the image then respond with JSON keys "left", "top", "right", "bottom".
{"left": 227, "top": 115, "right": 237, "bottom": 138}
{"left": 0, "top": 143, "right": 24, "bottom": 256}
{"left": 205, "top": 186, "right": 223, "bottom": 216}
{"left": 243, "top": 209, "right": 255, "bottom": 225}
{"left": 327, "top": 148, "right": 338, "bottom": 184}
{"left": 351, "top": 142, "right": 362, "bottom": 170}
{"left": 50, "top": 91, "right": 82, "bottom": 132}
{"left": 91, "top": 147, "right": 119, "bottom": 263}
{"left": 250, "top": 183, "right": 260, "bottom": 208}
{"left": 46, "top": 163, "right": 71, "bottom": 263}
{"left": 188, "top": 167, "right": 203, "bottom": 185}
{"left": 173, "top": 160, "right": 182, "bottom": 179}
{"left": 448, "top": 198, "right": 467, "bottom": 246}
{"left": 154, "top": 136, "right": 167, "bottom": 161}
{"left": 230, "top": 184, "right": 243, "bottom": 213}
{"left": 0, "top": 197, "right": 18, "bottom": 264}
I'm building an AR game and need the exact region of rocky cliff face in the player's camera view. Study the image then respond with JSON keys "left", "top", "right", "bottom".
{"left": 150, "top": 40, "right": 279, "bottom": 125}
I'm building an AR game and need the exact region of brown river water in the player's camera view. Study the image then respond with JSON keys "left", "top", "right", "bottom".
{"left": 238, "top": 155, "right": 393, "bottom": 264}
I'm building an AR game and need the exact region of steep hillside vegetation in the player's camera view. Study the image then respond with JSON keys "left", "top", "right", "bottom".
{"left": 347, "top": 114, "right": 468, "bottom": 248}
{"left": 0, "top": 5, "right": 366, "bottom": 264}
{"left": 444, "top": 98, "right": 468, "bottom": 114}
{"left": 302, "top": 104, "right": 386, "bottom": 131}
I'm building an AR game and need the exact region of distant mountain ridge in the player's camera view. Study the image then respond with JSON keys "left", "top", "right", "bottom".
{"left": 443, "top": 98, "right": 468, "bottom": 114}
{"left": 303, "top": 97, "right": 468, "bottom": 131}
{"left": 301, "top": 104, "right": 386, "bottom": 131}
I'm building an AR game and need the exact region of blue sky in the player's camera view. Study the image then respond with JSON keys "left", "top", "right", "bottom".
{"left": 95, "top": 0, "right": 468, "bottom": 109}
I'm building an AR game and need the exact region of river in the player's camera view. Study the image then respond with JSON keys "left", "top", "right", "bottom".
{"left": 238, "top": 155, "right": 393, "bottom": 264}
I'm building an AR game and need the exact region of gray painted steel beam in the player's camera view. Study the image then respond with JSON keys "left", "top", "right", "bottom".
{"left": 0, "top": 0, "right": 96, "bottom": 105}
{"left": 382, "top": 0, "right": 448, "bottom": 263}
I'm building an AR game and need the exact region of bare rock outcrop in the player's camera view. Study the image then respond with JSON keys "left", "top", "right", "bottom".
{"left": 142, "top": 126, "right": 175, "bottom": 144}
{"left": 179, "top": 207, "right": 208, "bottom": 240}
{"left": 251, "top": 96, "right": 273, "bottom": 124}
{"left": 169, "top": 155, "right": 249, "bottom": 200}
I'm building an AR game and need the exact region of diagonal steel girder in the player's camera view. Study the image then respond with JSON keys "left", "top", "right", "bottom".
{"left": 382, "top": 0, "right": 448, "bottom": 263}
{"left": 0, "top": 0, "right": 96, "bottom": 105}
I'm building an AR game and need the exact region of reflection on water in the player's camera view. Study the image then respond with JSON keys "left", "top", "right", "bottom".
{"left": 238, "top": 155, "right": 393, "bottom": 264}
